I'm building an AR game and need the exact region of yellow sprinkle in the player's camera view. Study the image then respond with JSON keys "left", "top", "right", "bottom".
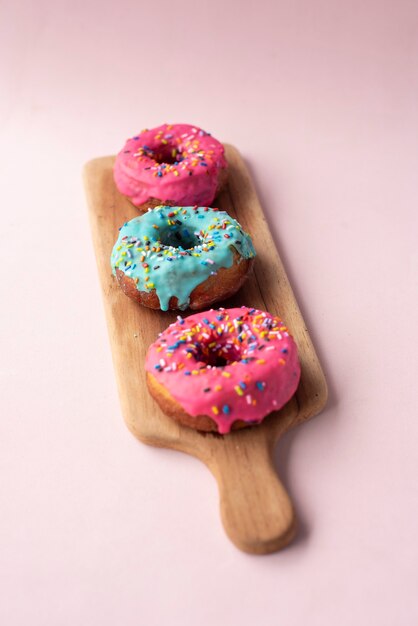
{"left": 234, "top": 386, "right": 244, "bottom": 396}
{"left": 147, "top": 282, "right": 155, "bottom": 288}
{"left": 173, "top": 170, "right": 179, "bottom": 176}
{"left": 256, "top": 359, "right": 266, "bottom": 365}
{"left": 186, "top": 353, "right": 192, "bottom": 359}
{"left": 221, "top": 372, "right": 231, "bottom": 378}
{"left": 214, "top": 385, "right": 222, "bottom": 392}
{"left": 212, "top": 406, "right": 219, "bottom": 415}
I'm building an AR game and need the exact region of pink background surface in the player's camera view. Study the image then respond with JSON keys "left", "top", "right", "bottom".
{"left": 1, "top": 1, "right": 418, "bottom": 624}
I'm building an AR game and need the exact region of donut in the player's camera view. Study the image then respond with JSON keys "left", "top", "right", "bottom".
{"left": 113, "top": 124, "right": 228, "bottom": 211}
{"left": 145, "top": 307, "right": 301, "bottom": 434}
{"left": 111, "top": 206, "right": 256, "bottom": 311}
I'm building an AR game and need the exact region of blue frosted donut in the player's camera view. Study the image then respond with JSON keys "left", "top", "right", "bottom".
{"left": 111, "top": 205, "right": 256, "bottom": 311}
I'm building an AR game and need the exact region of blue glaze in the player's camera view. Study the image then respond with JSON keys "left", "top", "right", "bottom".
{"left": 111, "top": 205, "right": 256, "bottom": 311}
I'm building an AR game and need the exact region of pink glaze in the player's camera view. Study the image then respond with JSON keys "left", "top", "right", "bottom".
{"left": 113, "top": 123, "right": 227, "bottom": 207}
{"left": 145, "top": 307, "right": 301, "bottom": 434}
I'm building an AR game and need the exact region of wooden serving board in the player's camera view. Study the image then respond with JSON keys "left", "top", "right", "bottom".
{"left": 83, "top": 145, "right": 327, "bottom": 554}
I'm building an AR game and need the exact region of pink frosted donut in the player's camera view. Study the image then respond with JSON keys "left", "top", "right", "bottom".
{"left": 114, "top": 123, "right": 228, "bottom": 211}
{"left": 145, "top": 307, "right": 301, "bottom": 434}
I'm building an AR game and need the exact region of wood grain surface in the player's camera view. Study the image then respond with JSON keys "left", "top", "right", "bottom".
{"left": 83, "top": 145, "right": 327, "bottom": 554}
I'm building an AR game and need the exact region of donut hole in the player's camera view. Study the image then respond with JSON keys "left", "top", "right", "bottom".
{"left": 197, "top": 342, "right": 242, "bottom": 368}
{"left": 159, "top": 225, "right": 200, "bottom": 250}
{"left": 154, "top": 146, "right": 182, "bottom": 165}
{"left": 207, "top": 354, "right": 229, "bottom": 368}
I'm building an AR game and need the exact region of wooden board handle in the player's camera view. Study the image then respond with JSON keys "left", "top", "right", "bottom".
{"left": 205, "top": 431, "right": 295, "bottom": 554}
